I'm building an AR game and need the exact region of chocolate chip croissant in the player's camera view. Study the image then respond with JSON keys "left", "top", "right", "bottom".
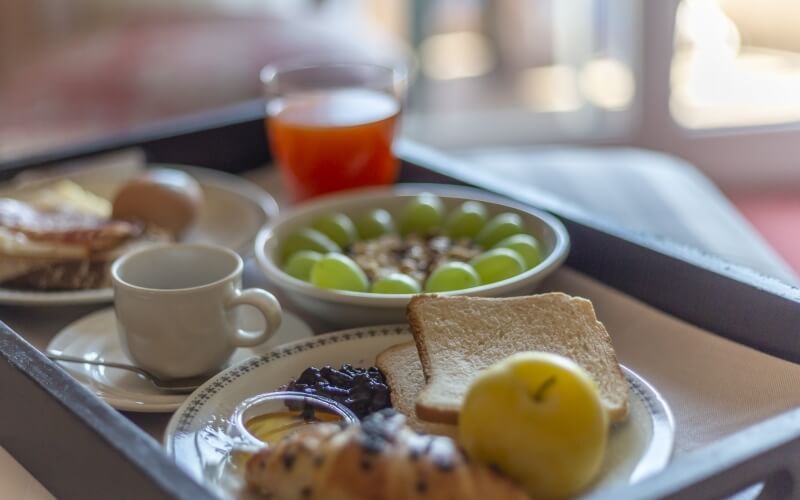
{"left": 245, "top": 410, "right": 528, "bottom": 500}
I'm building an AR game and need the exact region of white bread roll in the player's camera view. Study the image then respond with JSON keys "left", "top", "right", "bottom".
{"left": 112, "top": 168, "right": 202, "bottom": 235}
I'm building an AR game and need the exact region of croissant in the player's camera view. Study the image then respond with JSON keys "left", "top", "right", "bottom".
{"left": 245, "top": 409, "right": 528, "bottom": 500}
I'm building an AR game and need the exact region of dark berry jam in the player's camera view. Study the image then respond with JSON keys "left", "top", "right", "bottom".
{"left": 281, "top": 364, "right": 391, "bottom": 420}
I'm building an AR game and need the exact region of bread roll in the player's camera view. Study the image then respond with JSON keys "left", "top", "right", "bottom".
{"left": 112, "top": 168, "right": 202, "bottom": 235}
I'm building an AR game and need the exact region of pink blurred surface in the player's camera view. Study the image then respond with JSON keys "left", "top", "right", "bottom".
{"left": 0, "top": 13, "right": 399, "bottom": 160}
{"left": 733, "top": 192, "right": 800, "bottom": 273}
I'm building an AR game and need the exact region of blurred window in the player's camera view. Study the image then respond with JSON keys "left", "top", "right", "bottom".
{"left": 672, "top": 0, "right": 800, "bottom": 129}
{"left": 0, "top": 0, "right": 404, "bottom": 162}
{"left": 394, "top": 0, "right": 640, "bottom": 148}
{"left": 632, "top": 0, "right": 800, "bottom": 189}
{"left": 0, "top": 0, "right": 640, "bottom": 161}
{"left": 5, "top": 0, "right": 800, "bottom": 190}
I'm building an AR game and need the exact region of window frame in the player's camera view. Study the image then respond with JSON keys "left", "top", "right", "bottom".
{"left": 634, "top": 0, "right": 800, "bottom": 190}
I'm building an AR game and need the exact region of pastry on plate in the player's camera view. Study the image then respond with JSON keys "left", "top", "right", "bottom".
{"left": 0, "top": 190, "right": 170, "bottom": 291}
{"left": 245, "top": 409, "right": 527, "bottom": 500}
{"left": 0, "top": 168, "right": 205, "bottom": 291}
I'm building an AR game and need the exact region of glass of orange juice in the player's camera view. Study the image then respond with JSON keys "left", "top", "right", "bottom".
{"left": 261, "top": 61, "right": 407, "bottom": 200}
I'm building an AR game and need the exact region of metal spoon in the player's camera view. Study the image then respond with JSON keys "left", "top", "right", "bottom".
{"left": 46, "top": 353, "right": 210, "bottom": 393}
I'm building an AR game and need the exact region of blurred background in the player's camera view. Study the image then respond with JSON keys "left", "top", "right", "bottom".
{"left": 2, "top": 0, "right": 800, "bottom": 275}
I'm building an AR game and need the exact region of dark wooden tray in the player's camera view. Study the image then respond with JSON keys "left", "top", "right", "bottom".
{"left": 2, "top": 100, "right": 799, "bottom": 499}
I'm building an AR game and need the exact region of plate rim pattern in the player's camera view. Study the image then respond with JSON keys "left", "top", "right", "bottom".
{"left": 173, "top": 325, "right": 409, "bottom": 435}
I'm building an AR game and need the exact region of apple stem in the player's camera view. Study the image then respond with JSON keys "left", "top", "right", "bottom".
{"left": 532, "top": 376, "right": 557, "bottom": 402}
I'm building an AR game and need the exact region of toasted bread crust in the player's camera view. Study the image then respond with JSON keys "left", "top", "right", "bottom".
{"left": 408, "top": 295, "right": 435, "bottom": 380}
{"left": 407, "top": 295, "right": 458, "bottom": 424}
{"left": 408, "top": 295, "right": 464, "bottom": 424}
{"left": 376, "top": 341, "right": 459, "bottom": 436}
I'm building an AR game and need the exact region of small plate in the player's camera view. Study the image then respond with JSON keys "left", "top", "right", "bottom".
{"left": 164, "top": 325, "right": 674, "bottom": 499}
{"left": 0, "top": 166, "right": 278, "bottom": 306}
{"left": 47, "top": 307, "right": 313, "bottom": 412}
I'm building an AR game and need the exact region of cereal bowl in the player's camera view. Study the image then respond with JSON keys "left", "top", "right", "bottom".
{"left": 254, "top": 184, "right": 569, "bottom": 327}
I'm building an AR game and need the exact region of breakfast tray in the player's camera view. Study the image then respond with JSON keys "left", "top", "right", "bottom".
{"left": 3, "top": 101, "right": 800, "bottom": 499}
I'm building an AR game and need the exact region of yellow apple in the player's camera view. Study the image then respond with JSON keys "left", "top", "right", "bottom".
{"left": 459, "top": 352, "right": 608, "bottom": 499}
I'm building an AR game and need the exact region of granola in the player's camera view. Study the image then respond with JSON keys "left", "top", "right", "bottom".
{"left": 348, "top": 233, "right": 481, "bottom": 284}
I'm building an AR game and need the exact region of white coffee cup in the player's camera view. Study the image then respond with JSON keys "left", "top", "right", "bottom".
{"left": 111, "top": 243, "right": 282, "bottom": 379}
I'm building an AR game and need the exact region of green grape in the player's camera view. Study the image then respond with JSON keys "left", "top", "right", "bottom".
{"left": 281, "top": 228, "right": 340, "bottom": 262}
{"left": 400, "top": 193, "right": 444, "bottom": 236}
{"left": 470, "top": 248, "right": 526, "bottom": 284}
{"left": 310, "top": 253, "right": 369, "bottom": 292}
{"left": 446, "top": 201, "right": 488, "bottom": 239}
{"left": 424, "top": 262, "right": 480, "bottom": 292}
{"left": 284, "top": 251, "right": 323, "bottom": 281}
{"left": 355, "top": 209, "right": 396, "bottom": 240}
{"left": 493, "top": 234, "right": 543, "bottom": 269}
{"left": 311, "top": 213, "right": 357, "bottom": 248}
{"left": 476, "top": 212, "right": 524, "bottom": 248}
{"left": 371, "top": 273, "right": 421, "bottom": 294}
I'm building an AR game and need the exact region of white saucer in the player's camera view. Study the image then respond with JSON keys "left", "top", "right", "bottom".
{"left": 47, "top": 307, "right": 313, "bottom": 413}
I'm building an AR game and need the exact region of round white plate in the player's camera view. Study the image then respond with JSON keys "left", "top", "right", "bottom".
{"left": 0, "top": 166, "right": 278, "bottom": 306}
{"left": 164, "top": 325, "right": 675, "bottom": 499}
{"left": 47, "top": 307, "right": 312, "bottom": 412}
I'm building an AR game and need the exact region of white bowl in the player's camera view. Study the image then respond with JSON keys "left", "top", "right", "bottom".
{"left": 254, "top": 184, "right": 570, "bottom": 327}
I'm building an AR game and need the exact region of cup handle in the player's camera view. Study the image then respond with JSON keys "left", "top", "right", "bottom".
{"left": 225, "top": 288, "right": 283, "bottom": 348}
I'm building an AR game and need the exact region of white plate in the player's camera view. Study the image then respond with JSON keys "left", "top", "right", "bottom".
{"left": 164, "top": 325, "right": 675, "bottom": 499}
{"left": 46, "top": 307, "right": 312, "bottom": 412}
{"left": 0, "top": 165, "right": 278, "bottom": 306}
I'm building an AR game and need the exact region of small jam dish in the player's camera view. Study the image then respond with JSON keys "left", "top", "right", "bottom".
{"left": 230, "top": 391, "right": 358, "bottom": 452}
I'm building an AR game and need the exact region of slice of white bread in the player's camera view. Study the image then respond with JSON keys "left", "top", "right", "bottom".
{"left": 376, "top": 342, "right": 459, "bottom": 439}
{"left": 408, "top": 293, "right": 629, "bottom": 425}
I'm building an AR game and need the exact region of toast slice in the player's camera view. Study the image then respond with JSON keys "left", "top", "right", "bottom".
{"left": 376, "top": 342, "right": 458, "bottom": 438}
{"left": 408, "top": 293, "right": 629, "bottom": 425}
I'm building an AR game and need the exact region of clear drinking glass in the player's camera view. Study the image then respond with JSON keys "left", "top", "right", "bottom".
{"left": 261, "top": 61, "right": 407, "bottom": 200}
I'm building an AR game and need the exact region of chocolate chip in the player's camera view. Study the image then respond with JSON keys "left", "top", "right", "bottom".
{"left": 300, "top": 486, "right": 313, "bottom": 498}
{"left": 422, "top": 437, "right": 435, "bottom": 456}
{"left": 407, "top": 433, "right": 430, "bottom": 461}
{"left": 282, "top": 453, "right": 296, "bottom": 470}
{"left": 358, "top": 434, "right": 386, "bottom": 454}
{"left": 434, "top": 457, "right": 454, "bottom": 472}
{"left": 416, "top": 480, "right": 428, "bottom": 493}
{"left": 313, "top": 454, "right": 324, "bottom": 467}
{"left": 360, "top": 458, "right": 373, "bottom": 471}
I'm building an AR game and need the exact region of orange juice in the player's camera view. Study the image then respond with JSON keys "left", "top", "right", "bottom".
{"left": 267, "top": 88, "right": 400, "bottom": 200}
